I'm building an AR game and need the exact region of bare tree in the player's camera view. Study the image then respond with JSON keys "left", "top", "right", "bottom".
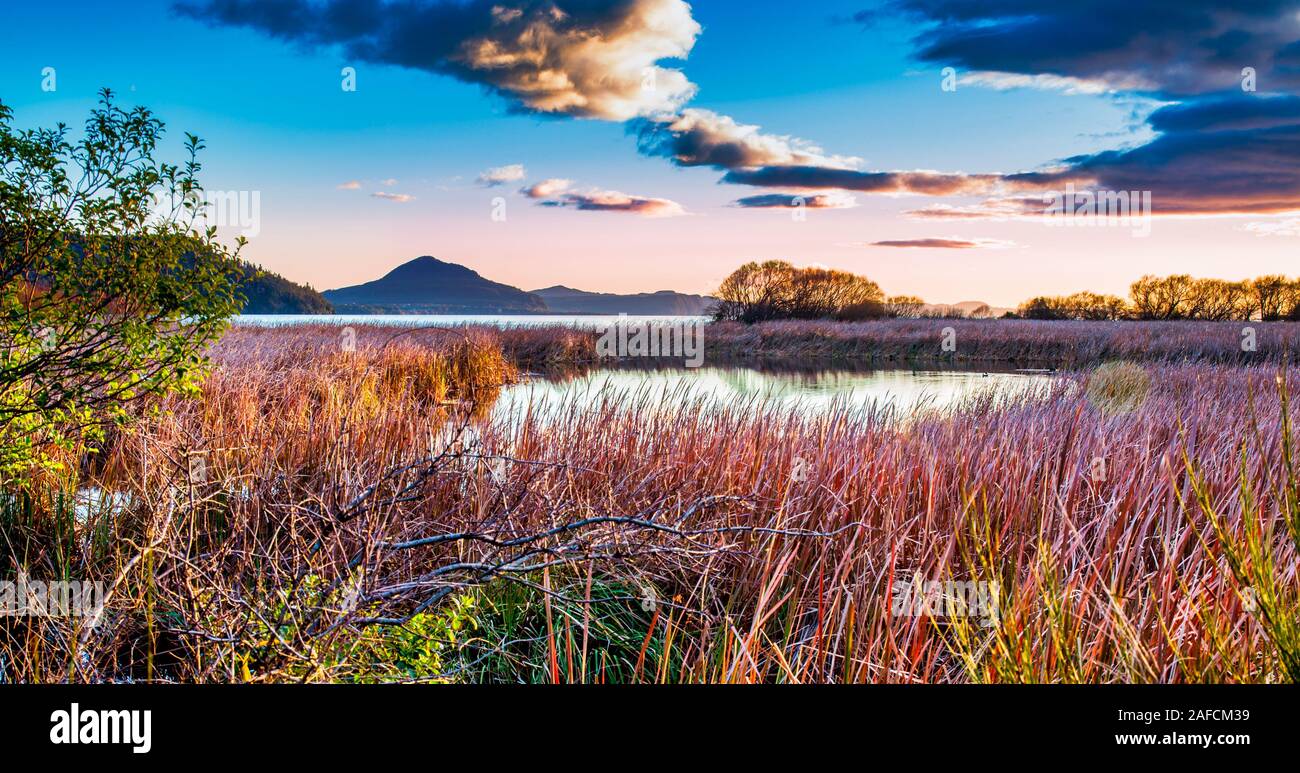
{"left": 713, "top": 261, "right": 884, "bottom": 322}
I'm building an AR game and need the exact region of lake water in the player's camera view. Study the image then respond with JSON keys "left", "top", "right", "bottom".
{"left": 493, "top": 363, "right": 1055, "bottom": 424}
{"left": 234, "top": 315, "right": 1055, "bottom": 420}
{"left": 236, "top": 314, "right": 708, "bottom": 329}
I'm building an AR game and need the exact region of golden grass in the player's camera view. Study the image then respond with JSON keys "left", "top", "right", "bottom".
{"left": 2, "top": 326, "right": 1296, "bottom": 683}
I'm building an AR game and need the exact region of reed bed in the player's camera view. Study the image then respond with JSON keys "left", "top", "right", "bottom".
{"left": 1, "top": 326, "right": 1297, "bottom": 683}
{"left": 699, "top": 319, "right": 1300, "bottom": 366}
{"left": 232, "top": 318, "right": 1300, "bottom": 368}
{"left": 461, "top": 364, "right": 1299, "bottom": 682}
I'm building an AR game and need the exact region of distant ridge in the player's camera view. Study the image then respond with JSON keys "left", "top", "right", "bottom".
{"left": 237, "top": 261, "right": 333, "bottom": 314}
{"left": 251, "top": 256, "right": 1002, "bottom": 318}
{"left": 532, "top": 285, "right": 716, "bottom": 315}
{"left": 323, "top": 256, "right": 547, "bottom": 314}
{"left": 924, "top": 300, "right": 1014, "bottom": 318}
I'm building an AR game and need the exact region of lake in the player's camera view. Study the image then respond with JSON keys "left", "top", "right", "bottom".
{"left": 493, "top": 362, "right": 1055, "bottom": 424}
{"left": 234, "top": 316, "right": 1056, "bottom": 420}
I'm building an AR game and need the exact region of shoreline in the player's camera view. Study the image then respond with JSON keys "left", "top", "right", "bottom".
{"left": 219, "top": 318, "right": 1300, "bottom": 370}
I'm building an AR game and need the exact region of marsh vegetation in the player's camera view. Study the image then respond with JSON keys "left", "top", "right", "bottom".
{"left": 3, "top": 323, "right": 1297, "bottom": 683}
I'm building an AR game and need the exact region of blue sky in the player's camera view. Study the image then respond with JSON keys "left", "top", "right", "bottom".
{"left": 2, "top": 1, "right": 1297, "bottom": 305}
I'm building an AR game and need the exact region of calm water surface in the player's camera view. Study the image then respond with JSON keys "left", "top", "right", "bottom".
{"left": 234, "top": 316, "right": 1055, "bottom": 419}
{"left": 494, "top": 364, "right": 1055, "bottom": 423}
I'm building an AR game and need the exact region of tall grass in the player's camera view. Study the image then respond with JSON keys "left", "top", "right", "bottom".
{"left": 249, "top": 319, "right": 1300, "bottom": 367}
{"left": 703, "top": 319, "right": 1300, "bottom": 365}
{"left": 467, "top": 363, "right": 1298, "bottom": 682}
{"left": 1, "top": 325, "right": 1296, "bottom": 682}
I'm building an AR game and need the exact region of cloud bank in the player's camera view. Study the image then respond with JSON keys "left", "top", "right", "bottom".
{"left": 536, "top": 186, "right": 686, "bottom": 216}
{"left": 888, "top": 0, "right": 1300, "bottom": 96}
{"left": 862, "top": 1, "right": 1300, "bottom": 216}
{"left": 186, "top": 0, "right": 1300, "bottom": 219}
{"left": 634, "top": 109, "right": 858, "bottom": 171}
{"left": 868, "top": 237, "right": 1014, "bottom": 249}
{"left": 732, "top": 192, "right": 858, "bottom": 209}
{"left": 178, "top": 0, "right": 701, "bottom": 120}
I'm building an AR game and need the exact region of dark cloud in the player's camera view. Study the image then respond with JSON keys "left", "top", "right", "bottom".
{"left": 184, "top": 0, "right": 1300, "bottom": 218}
{"left": 176, "top": 0, "right": 701, "bottom": 120}
{"left": 870, "top": 238, "right": 983, "bottom": 248}
{"left": 811, "top": 3, "right": 1300, "bottom": 217}
{"left": 732, "top": 192, "right": 857, "bottom": 209}
{"left": 995, "top": 93, "right": 1300, "bottom": 214}
{"left": 723, "top": 166, "right": 1000, "bottom": 196}
{"left": 536, "top": 187, "right": 686, "bottom": 216}
{"left": 1146, "top": 92, "right": 1300, "bottom": 132}
{"left": 632, "top": 109, "right": 855, "bottom": 171}
{"left": 829, "top": 8, "right": 880, "bottom": 28}
{"left": 1279, "top": 40, "right": 1300, "bottom": 68}
{"left": 898, "top": 99, "right": 1300, "bottom": 218}
{"left": 885, "top": 0, "right": 1300, "bottom": 95}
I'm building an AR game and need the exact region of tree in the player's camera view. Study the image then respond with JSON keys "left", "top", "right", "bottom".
{"left": 710, "top": 260, "right": 797, "bottom": 322}
{"left": 787, "top": 266, "right": 884, "bottom": 319}
{"left": 1, "top": 90, "right": 243, "bottom": 480}
{"left": 1288, "top": 284, "right": 1300, "bottom": 321}
{"left": 1130, "top": 274, "right": 1195, "bottom": 319}
{"left": 1023, "top": 274, "right": 1299, "bottom": 322}
{"left": 1065, "top": 292, "right": 1128, "bottom": 320}
{"left": 712, "top": 261, "right": 884, "bottom": 322}
{"left": 884, "top": 295, "right": 925, "bottom": 318}
{"left": 1252, "top": 275, "right": 1294, "bottom": 321}
{"left": 236, "top": 261, "right": 333, "bottom": 314}
{"left": 1191, "top": 278, "right": 1252, "bottom": 320}
{"left": 1018, "top": 296, "right": 1068, "bottom": 320}
{"left": 1018, "top": 292, "right": 1127, "bottom": 320}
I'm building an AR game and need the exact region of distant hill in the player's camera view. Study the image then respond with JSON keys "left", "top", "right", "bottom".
{"left": 323, "top": 256, "right": 547, "bottom": 314}
{"left": 237, "top": 262, "right": 333, "bottom": 314}
{"left": 922, "top": 300, "right": 1014, "bottom": 318}
{"left": 532, "top": 285, "right": 716, "bottom": 315}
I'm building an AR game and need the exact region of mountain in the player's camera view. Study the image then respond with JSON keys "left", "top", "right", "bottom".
{"left": 950, "top": 300, "right": 1015, "bottom": 318}
{"left": 919, "top": 300, "right": 1014, "bottom": 319}
{"left": 237, "top": 261, "right": 333, "bottom": 314}
{"left": 323, "top": 256, "right": 547, "bottom": 314}
{"left": 532, "top": 285, "right": 716, "bottom": 315}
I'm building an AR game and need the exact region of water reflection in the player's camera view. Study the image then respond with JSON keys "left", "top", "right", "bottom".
{"left": 494, "top": 361, "right": 1056, "bottom": 425}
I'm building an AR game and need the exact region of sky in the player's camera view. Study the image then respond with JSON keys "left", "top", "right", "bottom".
{"left": 1, "top": 0, "right": 1298, "bottom": 306}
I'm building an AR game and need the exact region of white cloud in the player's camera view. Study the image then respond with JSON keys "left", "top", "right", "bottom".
{"left": 457, "top": 0, "right": 701, "bottom": 120}
{"left": 640, "top": 108, "right": 860, "bottom": 170}
{"left": 371, "top": 191, "right": 416, "bottom": 202}
{"left": 536, "top": 186, "right": 686, "bottom": 217}
{"left": 478, "top": 164, "right": 527, "bottom": 187}
{"left": 958, "top": 70, "right": 1156, "bottom": 95}
{"left": 521, "top": 178, "right": 574, "bottom": 198}
{"left": 1244, "top": 218, "right": 1300, "bottom": 236}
